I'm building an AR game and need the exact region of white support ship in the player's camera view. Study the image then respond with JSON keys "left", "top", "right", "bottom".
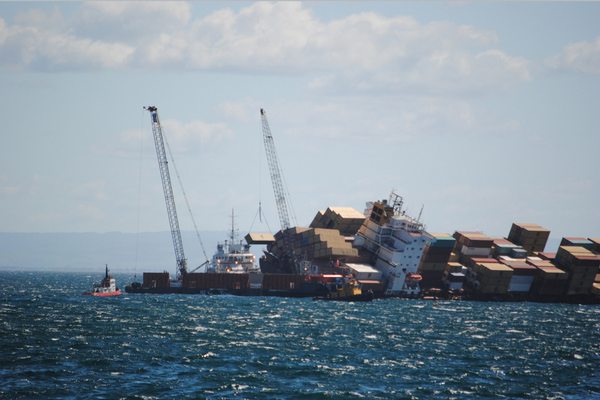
{"left": 209, "top": 210, "right": 260, "bottom": 274}
{"left": 354, "top": 191, "right": 435, "bottom": 297}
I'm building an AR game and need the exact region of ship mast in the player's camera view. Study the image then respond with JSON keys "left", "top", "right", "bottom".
{"left": 144, "top": 106, "right": 187, "bottom": 280}
{"left": 228, "top": 208, "right": 239, "bottom": 243}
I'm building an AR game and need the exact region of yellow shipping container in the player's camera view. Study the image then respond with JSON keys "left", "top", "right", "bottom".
{"left": 312, "top": 228, "right": 341, "bottom": 237}
{"left": 446, "top": 262, "right": 463, "bottom": 273}
{"left": 477, "top": 263, "right": 514, "bottom": 278}
{"left": 537, "top": 267, "right": 568, "bottom": 280}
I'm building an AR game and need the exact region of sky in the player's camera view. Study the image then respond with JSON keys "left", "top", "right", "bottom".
{"left": 1, "top": 1, "right": 599, "bottom": 256}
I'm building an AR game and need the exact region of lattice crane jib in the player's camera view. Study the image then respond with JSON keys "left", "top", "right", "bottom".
{"left": 144, "top": 106, "right": 187, "bottom": 280}
{"left": 260, "top": 108, "right": 291, "bottom": 231}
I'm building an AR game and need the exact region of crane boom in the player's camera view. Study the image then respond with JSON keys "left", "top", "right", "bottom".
{"left": 260, "top": 108, "right": 291, "bottom": 231}
{"left": 260, "top": 108, "right": 306, "bottom": 274}
{"left": 144, "top": 106, "right": 187, "bottom": 280}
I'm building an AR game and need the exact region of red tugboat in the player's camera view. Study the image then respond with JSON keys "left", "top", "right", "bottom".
{"left": 83, "top": 265, "right": 121, "bottom": 297}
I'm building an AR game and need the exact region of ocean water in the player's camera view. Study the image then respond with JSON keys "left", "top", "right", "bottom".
{"left": 1, "top": 271, "right": 600, "bottom": 400}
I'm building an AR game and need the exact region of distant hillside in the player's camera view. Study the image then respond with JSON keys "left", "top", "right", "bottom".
{"left": 0, "top": 231, "right": 262, "bottom": 273}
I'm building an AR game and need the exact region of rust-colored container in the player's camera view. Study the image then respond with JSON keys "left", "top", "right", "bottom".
{"left": 143, "top": 272, "right": 170, "bottom": 288}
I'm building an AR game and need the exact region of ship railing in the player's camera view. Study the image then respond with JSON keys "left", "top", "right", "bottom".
{"left": 361, "top": 226, "right": 382, "bottom": 244}
{"left": 359, "top": 235, "right": 381, "bottom": 254}
{"left": 380, "top": 227, "right": 392, "bottom": 237}
{"left": 390, "top": 232, "right": 409, "bottom": 246}
{"left": 361, "top": 235, "right": 402, "bottom": 259}
{"left": 379, "top": 241, "right": 405, "bottom": 254}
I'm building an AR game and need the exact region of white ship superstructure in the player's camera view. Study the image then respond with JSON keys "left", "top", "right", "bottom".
{"left": 209, "top": 210, "right": 259, "bottom": 274}
{"left": 355, "top": 191, "right": 435, "bottom": 297}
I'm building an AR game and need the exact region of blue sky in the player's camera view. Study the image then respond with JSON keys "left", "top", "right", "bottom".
{"left": 1, "top": 1, "right": 599, "bottom": 250}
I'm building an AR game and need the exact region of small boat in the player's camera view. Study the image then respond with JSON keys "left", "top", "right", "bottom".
{"left": 313, "top": 279, "right": 374, "bottom": 302}
{"left": 83, "top": 265, "right": 121, "bottom": 297}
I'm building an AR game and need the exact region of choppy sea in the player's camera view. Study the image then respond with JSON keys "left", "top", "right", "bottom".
{"left": 1, "top": 271, "right": 600, "bottom": 400}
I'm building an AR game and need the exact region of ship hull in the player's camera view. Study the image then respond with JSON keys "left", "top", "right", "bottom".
{"left": 83, "top": 290, "right": 122, "bottom": 297}
{"left": 125, "top": 280, "right": 329, "bottom": 298}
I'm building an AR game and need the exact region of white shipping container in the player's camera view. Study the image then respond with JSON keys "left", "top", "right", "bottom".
{"left": 345, "top": 263, "right": 383, "bottom": 281}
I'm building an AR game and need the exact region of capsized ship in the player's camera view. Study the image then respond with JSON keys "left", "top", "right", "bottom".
{"left": 353, "top": 191, "right": 432, "bottom": 298}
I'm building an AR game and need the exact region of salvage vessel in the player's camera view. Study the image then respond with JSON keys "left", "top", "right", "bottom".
{"left": 208, "top": 210, "right": 260, "bottom": 274}
{"left": 83, "top": 265, "right": 121, "bottom": 297}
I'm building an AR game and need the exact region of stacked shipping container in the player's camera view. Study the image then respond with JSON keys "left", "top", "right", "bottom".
{"left": 527, "top": 257, "right": 568, "bottom": 296}
{"left": 452, "top": 231, "right": 494, "bottom": 265}
{"left": 442, "top": 262, "right": 466, "bottom": 290}
{"left": 560, "top": 237, "right": 594, "bottom": 251}
{"left": 473, "top": 262, "right": 514, "bottom": 294}
{"left": 508, "top": 223, "right": 550, "bottom": 255}
{"left": 417, "top": 233, "right": 456, "bottom": 288}
{"left": 309, "top": 207, "right": 366, "bottom": 236}
{"left": 491, "top": 238, "right": 519, "bottom": 258}
{"left": 555, "top": 246, "right": 600, "bottom": 295}
{"left": 268, "top": 227, "right": 358, "bottom": 261}
{"left": 590, "top": 238, "right": 600, "bottom": 253}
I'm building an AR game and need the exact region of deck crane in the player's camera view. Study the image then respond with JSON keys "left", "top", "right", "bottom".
{"left": 260, "top": 108, "right": 305, "bottom": 274}
{"left": 144, "top": 106, "right": 187, "bottom": 280}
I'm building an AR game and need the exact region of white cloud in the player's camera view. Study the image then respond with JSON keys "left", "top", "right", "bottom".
{"left": 73, "top": 1, "right": 191, "bottom": 41}
{"left": 213, "top": 97, "right": 263, "bottom": 123}
{"left": 161, "top": 119, "right": 235, "bottom": 153}
{"left": 39, "top": 34, "right": 135, "bottom": 69}
{"left": 545, "top": 36, "right": 600, "bottom": 75}
{"left": 247, "top": 95, "right": 520, "bottom": 149}
{"left": 110, "top": 118, "right": 234, "bottom": 158}
{"left": 0, "top": 5, "right": 135, "bottom": 71}
{"left": 0, "top": 1, "right": 532, "bottom": 96}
